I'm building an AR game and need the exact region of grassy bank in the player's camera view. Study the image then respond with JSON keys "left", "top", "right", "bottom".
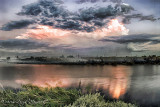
{"left": 0, "top": 85, "right": 137, "bottom": 107}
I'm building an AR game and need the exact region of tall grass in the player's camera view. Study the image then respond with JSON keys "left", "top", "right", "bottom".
{"left": 0, "top": 85, "right": 137, "bottom": 107}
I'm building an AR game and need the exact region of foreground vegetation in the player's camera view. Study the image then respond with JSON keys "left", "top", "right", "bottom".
{"left": 0, "top": 85, "right": 137, "bottom": 107}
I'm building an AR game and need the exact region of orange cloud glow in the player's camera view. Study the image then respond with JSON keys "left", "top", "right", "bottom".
{"left": 95, "top": 19, "right": 129, "bottom": 37}
{"left": 107, "top": 19, "right": 129, "bottom": 35}
{"left": 16, "top": 19, "right": 129, "bottom": 40}
{"left": 16, "top": 25, "right": 70, "bottom": 39}
{"left": 73, "top": 19, "right": 129, "bottom": 38}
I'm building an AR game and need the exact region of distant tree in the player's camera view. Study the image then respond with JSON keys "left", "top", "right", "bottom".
{"left": 30, "top": 56, "right": 34, "bottom": 59}
{"left": 60, "top": 55, "right": 65, "bottom": 58}
{"left": 6, "top": 57, "right": 10, "bottom": 60}
{"left": 16, "top": 56, "right": 19, "bottom": 59}
{"left": 67, "top": 55, "right": 74, "bottom": 58}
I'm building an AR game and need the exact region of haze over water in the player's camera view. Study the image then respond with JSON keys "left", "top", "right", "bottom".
{"left": 0, "top": 63, "right": 160, "bottom": 107}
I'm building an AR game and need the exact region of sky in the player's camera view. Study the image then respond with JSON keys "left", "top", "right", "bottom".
{"left": 0, "top": 0, "right": 160, "bottom": 57}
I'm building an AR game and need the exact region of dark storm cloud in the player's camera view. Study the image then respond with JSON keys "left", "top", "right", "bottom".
{"left": 1, "top": 0, "right": 158, "bottom": 32}
{"left": 101, "top": 34, "right": 160, "bottom": 52}
{"left": 78, "top": 6, "right": 120, "bottom": 21}
{"left": 15, "top": 0, "right": 123, "bottom": 32}
{"left": 120, "top": 3, "right": 134, "bottom": 14}
{"left": 55, "top": 20, "right": 82, "bottom": 30}
{"left": 17, "top": 0, "right": 66, "bottom": 17}
{"left": 122, "top": 14, "right": 157, "bottom": 24}
{"left": 0, "top": 20, "right": 34, "bottom": 31}
{"left": 0, "top": 39, "right": 73, "bottom": 51}
{"left": 0, "top": 39, "right": 49, "bottom": 50}
{"left": 100, "top": 34, "right": 160, "bottom": 44}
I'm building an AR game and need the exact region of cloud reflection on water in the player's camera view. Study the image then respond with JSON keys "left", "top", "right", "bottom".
{"left": 14, "top": 65, "right": 132, "bottom": 99}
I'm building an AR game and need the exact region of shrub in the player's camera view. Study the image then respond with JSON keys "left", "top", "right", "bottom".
{"left": 66, "top": 93, "right": 106, "bottom": 107}
{"left": 66, "top": 93, "right": 137, "bottom": 107}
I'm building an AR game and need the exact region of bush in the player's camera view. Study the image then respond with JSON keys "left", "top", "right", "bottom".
{"left": 66, "top": 93, "right": 106, "bottom": 107}
{"left": 66, "top": 93, "right": 137, "bottom": 107}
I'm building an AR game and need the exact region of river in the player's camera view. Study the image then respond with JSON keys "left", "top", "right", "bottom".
{"left": 0, "top": 63, "right": 160, "bottom": 107}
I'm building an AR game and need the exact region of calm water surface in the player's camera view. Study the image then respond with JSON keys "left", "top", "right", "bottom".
{"left": 0, "top": 63, "right": 160, "bottom": 107}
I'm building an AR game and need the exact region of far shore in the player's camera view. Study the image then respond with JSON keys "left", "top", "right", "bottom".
{"left": 1, "top": 55, "right": 160, "bottom": 65}
{"left": 8, "top": 61, "right": 160, "bottom": 65}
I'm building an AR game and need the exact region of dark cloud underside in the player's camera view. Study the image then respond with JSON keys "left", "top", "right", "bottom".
{"left": 0, "top": 39, "right": 73, "bottom": 51}
{"left": 1, "top": 20, "right": 34, "bottom": 31}
{"left": 0, "top": 39, "right": 49, "bottom": 50}
{"left": 100, "top": 34, "right": 160, "bottom": 44}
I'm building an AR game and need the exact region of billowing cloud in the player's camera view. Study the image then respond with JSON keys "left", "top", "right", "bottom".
{"left": 17, "top": 0, "right": 65, "bottom": 17}
{"left": 16, "top": 0, "right": 121, "bottom": 32}
{"left": 1, "top": 0, "right": 156, "bottom": 32}
{"left": 0, "top": 0, "right": 159, "bottom": 55}
{"left": 16, "top": 19, "right": 129, "bottom": 40}
{"left": 16, "top": 25, "right": 71, "bottom": 39}
{"left": 1, "top": 20, "right": 34, "bottom": 31}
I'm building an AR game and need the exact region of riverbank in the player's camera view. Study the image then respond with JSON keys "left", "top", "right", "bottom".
{"left": 0, "top": 85, "right": 137, "bottom": 107}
